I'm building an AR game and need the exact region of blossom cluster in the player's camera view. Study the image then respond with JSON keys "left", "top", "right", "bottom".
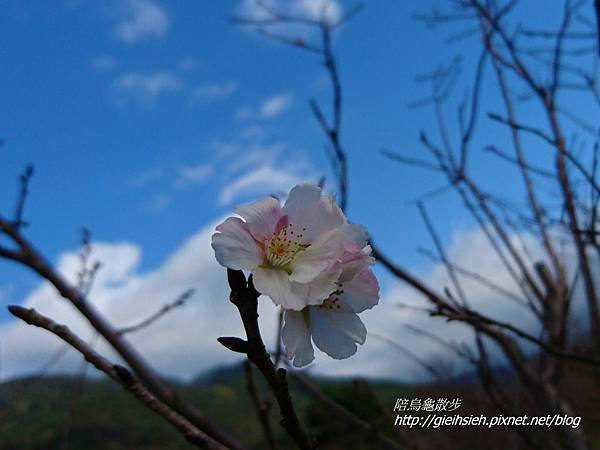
{"left": 211, "top": 183, "right": 379, "bottom": 367}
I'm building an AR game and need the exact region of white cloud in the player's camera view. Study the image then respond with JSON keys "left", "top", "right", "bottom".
{"left": 223, "top": 143, "right": 281, "bottom": 174}
{"left": 114, "top": 0, "right": 169, "bottom": 44}
{"left": 239, "top": 0, "right": 341, "bottom": 25}
{"left": 2, "top": 214, "right": 587, "bottom": 383}
{"left": 0, "top": 226, "right": 281, "bottom": 381}
{"left": 218, "top": 163, "right": 307, "bottom": 206}
{"left": 259, "top": 92, "right": 293, "bottom": 118}
{"left": 194, "top": 82, "right": 238, "bottom": 102}
{"left": 214, "top": 142, "right": 315, "bottom": 206}
{"left": 293, "top": 0, "right": 342, "bottom": 23}
{"left": 237, "top": 92, "right": 293, "bottom": 121}
{"left": 114, "top": 71, "right": 182, "bottom": 107}
{"left": 320, "top": 228, "right": 589, "bottom": 381}
{"left": 0, "top": 221, "right": 585, "bottom": 381}
{"left": 175, "top": 164, "right": 213, "bottom": 189}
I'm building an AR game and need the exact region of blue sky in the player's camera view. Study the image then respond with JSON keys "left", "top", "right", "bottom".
{"left": 0, "top": 0, "right": 594, "bottom": 380}
{"left": 0, "top": 0, "right": 471, "bottom": 305}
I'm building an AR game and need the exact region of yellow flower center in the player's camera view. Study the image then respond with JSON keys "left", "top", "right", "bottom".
{"left": 264, "top": 223, "right": 308, "bottom": 272}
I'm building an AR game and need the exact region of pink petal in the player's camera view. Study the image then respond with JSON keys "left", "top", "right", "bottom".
{"left": 235, "top": 197, "right": 283, "bottom": 241}
{"left": 340, "top": 244, "right": 375, "bottom": 282}
{"left": 340, "top": 268, "right": 380, "bottom": 313}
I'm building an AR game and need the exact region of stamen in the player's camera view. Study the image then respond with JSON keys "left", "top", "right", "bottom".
{"left": 265, "top": 222, "right": 309, "bottom": 269}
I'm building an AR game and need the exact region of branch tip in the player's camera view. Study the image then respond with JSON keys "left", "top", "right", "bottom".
{"left": 217, "top": 336, "right": 249, "bottom": 354}
{"left": 7, "top": 304, "right": 28, "bottom": 320}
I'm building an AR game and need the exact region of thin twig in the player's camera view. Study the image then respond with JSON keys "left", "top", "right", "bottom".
{"left": 12, "top": 164, "right": 34, "bottom": 229}
{"left": 244, "top": 361, "right": 277, "bottom": 450}
{"left": 117, "top": 289, "right": 194, "bottom": 335}
{"left": 286, "top": 367, "right": 406, "bottom": 450}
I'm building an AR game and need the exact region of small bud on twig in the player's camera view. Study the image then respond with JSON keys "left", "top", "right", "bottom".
{"left": 113, "top": 364, "right": 136, "bottom": 387}
{"left": 217, "top": 336, "right": 249, "bottom": 354}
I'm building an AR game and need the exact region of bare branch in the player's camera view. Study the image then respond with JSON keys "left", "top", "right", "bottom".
{"left": 12, "top": 164, "right": 34, "bottom": 229}
{"left": 286, "top": 367, "right": 406, "bottom": 450}
{"left": 117, "top": 289, "right": 194, "bottom": 336}
{"left": 485, "top": 145, "right": 554, "bottom": 178}
{"left": 0, "top": 216, "right": 244, "bottom": 450}
{"left": 220, "top": 269, "right": 313, "bottom": 450}
{"left": 369, "top": 332, "right": 446, "bottom": 381}
{"left": 379, "top": 148, "right": 442, "bottom": 173}
{"left": 487, "top": 112, "right": 556, "bottom": 146}
{"left": 7, "top": 305, "right": 228, "bottom": 450}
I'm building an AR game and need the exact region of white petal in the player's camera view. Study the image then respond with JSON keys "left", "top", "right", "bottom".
{"left": 252, "top": 267, "right": 308, "bottom": 310}
{"left": 282, "top": 183, "right": 345, "bottom": 241}
{"left": 235, "top": 197, "right": 282, "bottom": 241}
{"left": 343, "top": 223, "right": 368, "bottom": 247}
{"left": 289, "top": 228, "right": 345, "bottom": 283}
{"left": 309, "top": 306, "right": 367, "bottom": 359}
{"left": 340, "top": 268, "right": 379, "bottom": 313}
{"left": 303, "top": 265, "right": 342, "bottom": 306}
{"left": 282, "top": 310, "right": 315, "bottom": 367}
{"left": 253, "top": 266, "right": 340, "bottom": 310}
{"left": 211, "top": 218, "right": 262, "bottom": 270}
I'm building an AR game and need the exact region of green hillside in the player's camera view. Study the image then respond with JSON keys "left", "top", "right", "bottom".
{"left": 1, "top": 362, "right": 598, "bottom": 450}
{"left": 0, "top": 364, "right": 411, "bottom": 450}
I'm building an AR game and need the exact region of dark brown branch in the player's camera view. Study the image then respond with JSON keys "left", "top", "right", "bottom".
{"left": 374, "top": 242, "right": 600, "bottom": 366}
{"left": 0, "top": 217, "right": 244, "bottom": 450}
{"left": 487, "top": 113, "right": 556, "bottom": 146}
{"left": 7, "top": 305, "right": 228, "bottom": 450}
{"left": 491, "top": 57, "right": 566, "bottom": 289}
{"left": 220, "top": 269, "right": 313, "bottom": 450}
{"left": 62, "top": 333, "right": 97, "bottom": 450}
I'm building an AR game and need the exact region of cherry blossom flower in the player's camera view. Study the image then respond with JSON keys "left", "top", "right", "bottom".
{"left": 281, "top": 236, "right": 379, "bottom": 367}
{"left": 212, "top": 182, "right": 380, "bottom": 366}
{"left": 212, "top": 183, "right": 351, "bottom": 310}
